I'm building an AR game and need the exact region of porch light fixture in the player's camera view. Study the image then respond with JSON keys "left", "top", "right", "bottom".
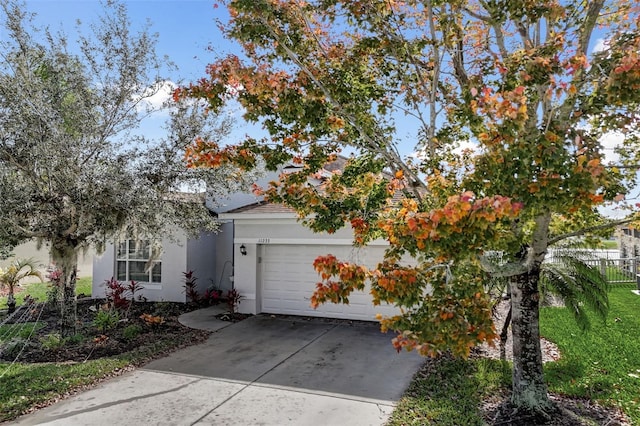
{"left": 240, "top": 244, "right": 247, "bottom": 256}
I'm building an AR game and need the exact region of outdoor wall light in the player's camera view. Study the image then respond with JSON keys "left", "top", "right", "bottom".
{"left": 240, "top": 244, "right": 247, "bottom": 256}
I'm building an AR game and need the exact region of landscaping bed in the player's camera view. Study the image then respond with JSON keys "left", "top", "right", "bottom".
{"left": 0, "top": 298, "right": 212, "bottom": 422}
{"left": 0, "top": 298, "right": 210, "bottom": 364}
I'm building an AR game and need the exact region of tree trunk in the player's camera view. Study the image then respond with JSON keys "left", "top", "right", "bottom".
{"left": 510, "top": 267, "right": 555, "bottom": 418}
{"left": 51, "top": 236, "right": 79, "bottom": 337}
{"left": 7, "top": 292, "right": 16, "bottom": 314}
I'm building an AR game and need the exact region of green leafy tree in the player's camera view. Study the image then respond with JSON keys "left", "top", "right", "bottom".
{"left": 178, "top": 0, "right": 640, "bottom": 420}
{"left": 0, "top": 0, "right": 238, "bottom": 335}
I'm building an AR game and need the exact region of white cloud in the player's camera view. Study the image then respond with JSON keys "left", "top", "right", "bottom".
{"left": 600, "top": 131, "right": 624, "bottom": 165}
{"left": 135, "top": 80, "right": 177, "bottom": 112}
{"left": 592, "top": 38, "right": 608, "bottom": 54}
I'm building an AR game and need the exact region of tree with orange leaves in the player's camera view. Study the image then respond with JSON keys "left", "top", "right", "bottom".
{"left": 179, "top": 0, "right": 640, "bottom": 420}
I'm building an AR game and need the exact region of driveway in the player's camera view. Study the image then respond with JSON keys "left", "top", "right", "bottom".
{"left": 12, "top": 315, "right": 424, "bottom": 426}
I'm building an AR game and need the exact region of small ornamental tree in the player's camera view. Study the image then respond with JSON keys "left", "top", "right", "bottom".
{"left": 178, "top": 0, "right": 640, "bottom": 420}
{"left": 0, "top": 1, "right": 241, "bottom": 336}
{"left": 0, "top": 258, "right": 42, "bottom": 313}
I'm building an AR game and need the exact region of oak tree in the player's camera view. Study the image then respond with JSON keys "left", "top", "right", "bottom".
{"left": 179, "top": 0, "right": 640, "bottom": 418}
{"left": 0, "top": 0, "right": 235, "bottom": 335}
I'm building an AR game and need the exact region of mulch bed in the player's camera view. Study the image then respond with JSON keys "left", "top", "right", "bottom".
{"left": 0, "top": 298, "right": 211, "bottom": 363}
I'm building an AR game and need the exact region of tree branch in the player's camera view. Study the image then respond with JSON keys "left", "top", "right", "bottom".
{"left": 548, "top": 216, "right": 637, "bottom": 246}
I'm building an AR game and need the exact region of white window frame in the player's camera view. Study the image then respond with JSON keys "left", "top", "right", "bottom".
{"left": 115, "top": 239, "right": 162, "bottom": 284}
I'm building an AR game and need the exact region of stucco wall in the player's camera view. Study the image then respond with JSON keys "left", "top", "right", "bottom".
{"left": 92, "top": 231, "right": 189, "bottom": 303}
{"left": 213, "top": 221, "right": 235, "bottom": 292}
{"left": 186, "top": 232, "right": 217, "bottom": 294}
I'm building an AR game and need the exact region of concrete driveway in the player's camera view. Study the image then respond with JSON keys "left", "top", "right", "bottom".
{"left": 12, "top": 315, "right": 424, "bottom": 426}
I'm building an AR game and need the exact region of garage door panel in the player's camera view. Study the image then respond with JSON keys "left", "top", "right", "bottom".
{"left": 261, "top": 244, "right": 400, "bottom": 321}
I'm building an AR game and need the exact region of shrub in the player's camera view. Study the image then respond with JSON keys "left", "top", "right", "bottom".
{"left": 103, "top": 278, "right": 130, "bottom": 310}
{"left": 140, "top": 313, "right": 164, "bottom": 327}
{"left": 93, "top": 308, "right": 120, "bottom": 333}
{"left": 40, "top": 333, "right": 65, "bottom": 350}
{"left": 122, "top": 324, "right": 142, "bottom": 340}
{"left": 226, "top": 289, "right": 244, "bottom": 314}
{"left": 102, "top": 277, "right": 145, "bottom": 317}
{"left": 45, "top": 269, "right": 63, "bottom": 307}
{"left": 204, "top": 287, "right": 223, "bottom": 306}
{"left": 183, "top": 270, "right": 200, "bottom": 305}
{"left": 1, "top": 338, "right": 31, "bottom": 360}
{"left": 66, "top": 333, "right": 85, "bottom": 345}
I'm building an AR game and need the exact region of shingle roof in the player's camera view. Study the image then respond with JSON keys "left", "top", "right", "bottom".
{"left": 224, "top": 201, "right": 295, "bottom": 214}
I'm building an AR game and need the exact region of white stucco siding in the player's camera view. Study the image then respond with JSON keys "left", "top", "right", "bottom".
{"left": 92, "top": 243, "right": 115, "bottom": 295}
{"left": 92, "top": 232, "right": 189, "bottom": 303}
{"left": 213, "top": 222, "right": 235, "bottom": 292}
{"left": 186, "top": 232, "right": 217, "bottom": 294}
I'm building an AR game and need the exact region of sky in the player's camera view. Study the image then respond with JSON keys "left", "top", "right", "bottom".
{"left": 12, "top": 0, "right": 263, "bottom": 143}
{"left": 7, "top": 1, "right": 633, "bottom": 217}
{"left": 22, "top": 0, "right": 229, "bottom": 82}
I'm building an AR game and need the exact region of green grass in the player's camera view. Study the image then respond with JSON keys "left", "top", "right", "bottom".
{"left": 599, "top": 240, "right": 618, "bottom": 250}
{"left": 0, "top": 329, "right": 206, "bottom": 422}
{"left": 1, "top": 355, "right": 134, "bottom": 421}
{"left": 389, "top": 287, "right": 640, "bottom": 425}
{"left": 605, "top": 266, "right": 637, "bottom": 284}
{"left": 541, "top": 286, "right": 640, "bottom": 424}
{"left": 387, "top": 357, "right": 511, "bottom": 425}
{"left": 0, "top": 277, "right": 92, "bottom": 310}
{"left": 0, "top": 323, "right": 46, "bottom": 344}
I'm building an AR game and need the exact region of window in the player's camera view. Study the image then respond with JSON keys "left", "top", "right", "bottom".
{"left": 116, "top": 240, "right": 161, "bottom": 283}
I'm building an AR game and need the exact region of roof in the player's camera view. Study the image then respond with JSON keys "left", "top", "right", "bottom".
{"left": 224, "top": 201, "right": 295, "bottom": 214}
{"left": 219, "top": 155, "right": 417, "bottom": 218}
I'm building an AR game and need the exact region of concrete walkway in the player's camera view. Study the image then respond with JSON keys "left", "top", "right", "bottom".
{"left": 12, "top": 309, "right": 424, "bottom": 426}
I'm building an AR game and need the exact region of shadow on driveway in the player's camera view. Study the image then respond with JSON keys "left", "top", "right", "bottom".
{"left": 145, "top": 314, "right": 424, "bottom": 402}
{"left": 12, "top": 315, "right": 425, "bottom": 426}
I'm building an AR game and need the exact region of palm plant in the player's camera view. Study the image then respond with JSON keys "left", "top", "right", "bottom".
{"left": 491, "top": 248, "right": 610, "bottom": 360}
{"left": 0, "top": 258, "right": 43, "bottom": 313}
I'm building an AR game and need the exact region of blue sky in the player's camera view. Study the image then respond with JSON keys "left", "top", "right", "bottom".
{"left": 23, "top": 0, "right": 229, "bottom": 82}
{"left": 12, "top": 1, "right": 633, "bottom": 217}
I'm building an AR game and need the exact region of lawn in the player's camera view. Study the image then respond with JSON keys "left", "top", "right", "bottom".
{"left": 541, "top": 285, "right": 640, "bottom": 423}
{"left": 387, "top": 356, "right": 510, "bottom": 425}
{"left": 0, "top": 277, "right": 92, "bottom": 310}
{"left": 388, "top": 286, "right": 640, "bottom": 425}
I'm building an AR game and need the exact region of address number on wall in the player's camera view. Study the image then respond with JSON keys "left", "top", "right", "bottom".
{"left": 257, "top": 238, "right": 271, "bottom": 244}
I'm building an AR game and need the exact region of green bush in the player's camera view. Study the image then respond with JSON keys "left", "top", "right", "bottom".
{"left": 122, "top": 324, "right": 142, "bottom": 340}
{"left": 40, "top": 333, "right": 64, "bottom": 351}
{"left": 93, "top": 309, "right": 120, "bottom": 333}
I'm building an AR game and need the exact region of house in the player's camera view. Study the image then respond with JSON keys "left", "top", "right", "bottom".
{"left": 1, "top": 240, "right": 94, "bottom": 282}
{"left": 617, "top": 226, "right": 640, "bottom": 259}
{"left": 218, "top": 202, "right": 400, "bottom": 321}
{"left": 92, "top": 160, "right": 401, "bottom": 321}
{"left": 91, "top": 171, "right": 278, "bottom": 303}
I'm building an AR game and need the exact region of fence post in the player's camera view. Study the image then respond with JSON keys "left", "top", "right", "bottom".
{"left": 600, "top": 259, "right": 607, "bottom": 278}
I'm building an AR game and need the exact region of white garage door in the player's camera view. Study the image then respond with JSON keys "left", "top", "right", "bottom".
{"left": 260, "top": 244, "right": 401, "bottom": 321}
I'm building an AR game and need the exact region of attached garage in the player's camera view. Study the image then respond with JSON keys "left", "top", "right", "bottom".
{"left": 219, "top": 203, "right": 401, "bottom": 321}
{"left": 260, "top": 243, "right": 399, "bottom": 321}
